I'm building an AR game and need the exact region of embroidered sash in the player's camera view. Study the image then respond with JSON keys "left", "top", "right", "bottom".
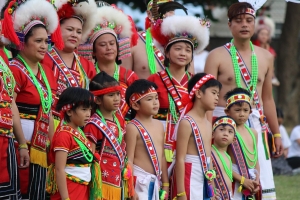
{"left": 130, "top": 119, "right": 161, "bottom": 181}
{"left": 139, "top": 31, "right": 165, "bottom": 71}
{"left": 211, "top": 152, "right": 231, "bottom": 200}
{"left": 87, "top": 115, "right": 125, "bottom": 168}
{"left": 224, "top": 43, "right": 272, "bottom": 159}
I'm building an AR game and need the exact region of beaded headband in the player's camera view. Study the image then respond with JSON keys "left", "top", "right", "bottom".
{"left": 189, "top": 74, "right": 215, "bottom": 100}
{"left": 147, "top": 0, "right": 173, "bottom": 11}
{"left": 91, "top": 86, "right": 122, "bottom": 96}
{"left": 129, "top": 86, "right": 157, "bottom": 106}
{"left": 226, "top": 93, "right": 251, "bottom": 109}
{"left": 213, "top": 117, "right": 236, "bottom": 132}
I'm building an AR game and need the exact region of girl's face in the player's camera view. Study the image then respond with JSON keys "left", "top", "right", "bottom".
{"left": 68, "top": 105, "right": 92, "bottom": 127}
{"left": 93, "top": 33, "right": 118, "bottom": 64}
{"left": 22, "top": 27, "right": 48, "bottom": 62}
{"left": 60, "top": 18, "right": 83, "bottom": 52}
{"left": 166, "top": 41, "right": 193, "bottom": 69}
{"left": 97, "top": 91, "right": 121, "bottom": 112}
{"left": 257, "top": 28, "right": 270, "bottom": 44}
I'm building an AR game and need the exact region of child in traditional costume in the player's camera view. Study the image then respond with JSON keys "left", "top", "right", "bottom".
{"left": 125, "top": 79, "right": 169, "bottom": 200}
{"left": 147, "top": 9, "right": 210, "bottom": 165}
{"left": 47, "top": 87, "right": 101, "bottom": 200}
{"left": 212, "top": 116, "right": 237, "bottom": 200}
{"left": 82, "top": 4, "right": 139, "bottom": 119}
{"left": 42, "top": 0, "right": 97, "bottom": 129}
{"left": 171, "top": 73, "right": 221, "bottom": 200}
{"left": 84, "top": 72, "right": 130, "bottom": 200}
{"left": 224, "top": 88, "right": 261, "bottom": 200}
{"left": 2, "top": 0, "right": 62, "bottom": 198}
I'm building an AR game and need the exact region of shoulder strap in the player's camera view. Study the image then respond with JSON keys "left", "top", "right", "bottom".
{"left": 130, "top": 119, "right": 161, "bottom": 181}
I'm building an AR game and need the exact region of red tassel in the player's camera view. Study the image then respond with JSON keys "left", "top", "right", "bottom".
{"left": 2, "top": 1, "right": 20, "bottom": 46}
{"left": 51, "top": 22, "right": 64, "bottom": 50}
{"left": 150, "top": 22, "right": 169, "bottom": 49}
{"left": 128, "top": 15, "right": 138, "bottom": 47}
{"left": 145, "top": 17, "right": 151, "bottom": 30}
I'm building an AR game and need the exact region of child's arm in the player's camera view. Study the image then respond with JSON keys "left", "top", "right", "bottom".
{"left": 233, "top": 171, "right": 255, "bottom": 192}
{"left": 252, "top": 129, "right": 260, "bottom": 193}
{"left": 175, "top": 120, "right": 191, "bottom": 199}
{"left": 55, "top": 151, "right": 69, "bottom": 199}
{"left": 161, "top": 123, "right": 169, "bottom": 195}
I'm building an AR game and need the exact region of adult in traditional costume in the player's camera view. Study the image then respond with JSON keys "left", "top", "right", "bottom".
{"left": 2, "top": 0, "right": 62, "bottom": 199}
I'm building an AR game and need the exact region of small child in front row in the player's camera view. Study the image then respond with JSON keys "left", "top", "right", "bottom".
{"left": 46, "top": 87, "right": 101, "bottom": 200}
{"left": 224, "top": 88, "right": 261, "bottom": 200}
{"left": 171, "top": 73, "right": 222, "bottom": 200}
{"left": 211, "top": 116, "right": 236, "bottom": 200}
{"left": 125, "top": 79, "right": 169, "bottom": 200}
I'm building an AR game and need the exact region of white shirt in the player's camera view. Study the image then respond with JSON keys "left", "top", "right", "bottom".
{"left": 287, "top": 125, "right": 300, "bottom": 158}
{"left": 280, "top": 125, "right": 291, "bottom": 149}
{"left": 193, "top": 50, "right": 209, "bottom": 73}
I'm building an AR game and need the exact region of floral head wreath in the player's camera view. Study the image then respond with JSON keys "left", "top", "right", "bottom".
{"left": 213, "top": 117, "right": 237, "bottom": 132}
{"left": 81, "top": 4, "right": 138, "bottom": 60}
{"left": 2, "top": 0, "right": 63, "bottom": 50}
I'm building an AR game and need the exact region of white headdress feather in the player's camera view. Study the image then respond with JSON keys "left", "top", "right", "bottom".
{"left": 238, "top": 0, "right": 267, "bottom": 11}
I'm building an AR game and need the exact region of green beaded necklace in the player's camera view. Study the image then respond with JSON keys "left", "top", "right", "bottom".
{"left": 165, "top": 68, "right": 190, "bottom": 123}
{"left": 96, "top": 109, "right": 123, "bottom": 144}
{"left": 212, "top": 145, "right": 233, "bottom": 182}
{"left": 74, "top": 129, "right": 94, "bottom": 163}
{"left": 95, "top": 62, "right": 119, "bottom": 81}
{"left": 0, "top": 56, "right": 15, "bottom": 97}
{"left": 146, "top": 29, "right": 157, "bottom": 75}
{"left": 230, "top": 39, "right": 258, "bottom": 99}
{"left": 236, "top": 124, "right": 258, "bottom": 169}
{"left": 17, "top": 55, "right": 52, "bottom": 114}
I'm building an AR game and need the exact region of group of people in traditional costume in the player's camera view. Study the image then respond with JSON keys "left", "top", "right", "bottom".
{"left": 0, "top": 0, "right": 283, "bottom": 200}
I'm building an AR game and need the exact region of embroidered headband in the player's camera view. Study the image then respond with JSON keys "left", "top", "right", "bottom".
{"left": 226, "top": 93, "right": 251, "bottom": 109}
{"left": 91, "top": 86, "right": 122, "bottom": 96}
{"left": 129, "top": 86, "right": 157, "bottom": 106}
{"left": 213, "top": 117, "right": 237, "bottom": 132}
{"left": 189, "top": 74, "right": 215, "bottom": 100}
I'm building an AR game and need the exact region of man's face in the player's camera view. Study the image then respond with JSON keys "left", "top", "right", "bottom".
{"left": 228, "top": 14, "right": 255, "bottom": 40}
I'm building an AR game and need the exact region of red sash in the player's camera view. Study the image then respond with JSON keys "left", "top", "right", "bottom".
{"left": 224, "top": 43, "right": 272, "bottom": 159}
{"left": 139, "top": 31, "right": 165, "bottom": 71}
{"left": 130, "top": 119, "right": 161, "bottom": 181}
{"left": 211, "top": 152, "right": 231, "bottom": 200}
{"left": 87, "top": 115, "right": 125, "bottom": 168}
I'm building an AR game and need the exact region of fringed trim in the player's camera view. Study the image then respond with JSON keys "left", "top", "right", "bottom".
{"left": 46, "top": 164, "right": 58, "bottom": 194}
{"left": 30, "top": 147, "right": 48, "bottom": 168}
{"left": 165, "top": 149, "right": 174, "bottom": 163}
{"left": 89, "top": 161, "right": 102, "bottom": 200}
{"left": 102, "top": 183, "right": 122, "bottom": 200}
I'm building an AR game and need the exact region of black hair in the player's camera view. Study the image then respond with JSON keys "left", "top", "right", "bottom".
{"left": 224, "top": 87, "right": 251, "bottom": 109}
{"left": 227, "top": 2, "right": 255, "bottom": 22}
{"left": 276, "top": 107, "right": 284, "bottom": 119}
{"left": 92, "top": 33, "right": 122, "bottom": 65}
{"left": 0, "top": 1, "right": 10, "bottom": 19}
{"left": 188, "top": 73, "right": 222, "bottom": 101}
{"left": 164, "top": 41, "right": 193, "bottom": 71}
{"left": 125, "top": 79, "right": 158, "bottom": 119}
{"left": 213, "top": 116, "right": 236, "bottom": 130}
{"left": 89, "top": 71, "right": 119, "bottom": 93}
{"left": 56, "top": 87, "right": 94, "bottom": 122}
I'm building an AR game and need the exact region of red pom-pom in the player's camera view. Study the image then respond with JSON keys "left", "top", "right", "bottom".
{"left": 128, "top": 15, "right": 138, "bottom": 47}
{"left": 150, "top": 22, "right": 169, "bottom": 48}
{"left": 145, "top": 17, "right": 151, "bottom": 30}
{"left": 57, "top": 3, "right": 74, "bottom": 20}
{"left": 2, "top": 1, "right": 19, "bottom": 46}
{"left": 51, "top": 20, "right": 64, "bottom": 50}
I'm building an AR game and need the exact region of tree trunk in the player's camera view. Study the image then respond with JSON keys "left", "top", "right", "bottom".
{"left": 277, "top": 2, "right": 300, "bottom": 127}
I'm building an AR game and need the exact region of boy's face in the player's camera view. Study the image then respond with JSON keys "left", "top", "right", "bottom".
{"left": 133, "top": 92, "right": 159, "bottom": 116}
{"left": 68, "top": 105, "right": 92, "bottom": 127}
{"left": 225, "top": 102, "right": 251, "bottom": 125}
{"left": 213, "top": 125, "right": 235, "bottom": 147}
{"left": 97, "top": 91, "right": 121, "bottom": 112}
{"left": 199, "top": 86, "right": 219, "bottom": 111}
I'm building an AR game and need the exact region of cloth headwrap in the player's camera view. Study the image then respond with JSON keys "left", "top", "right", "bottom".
{"left": 91, "top": 86, "right": 122, "bottom": 96}
{"left": 226, "top": 93, "right": 251, "bottom": 109}
{"left": 213, "top": 117, "right": 237, "bottom": 132}
{"left": 129, "top": 86, "right": 157, "bottom": 106}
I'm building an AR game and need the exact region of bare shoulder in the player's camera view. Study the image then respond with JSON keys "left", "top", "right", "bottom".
{"left": 178, "top": 118, "right": 192, "bottom": 132}
{"left": 132, "top": 37, "right": 145, "bottom": 54}
{"left": 153, "top": 119, "right": 164, "bottom": 129}
{"left": 250, "top": 128, "right": 258, "bottom": 138}
{"left": 207, "top": 46, "right": 227, "bottom": 58}
{"left": 126, "top": 122, "right": 139, "bottom": 136}
{"left": 254, "top": 46, "right": 273, "bottom": 60}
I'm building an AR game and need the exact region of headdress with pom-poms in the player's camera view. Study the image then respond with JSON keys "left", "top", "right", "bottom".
{"left": 81, "top": 4, "right": 138, "bottom": 61}
{"left": 2, "top": 0, "right": 63, "bottom": 50}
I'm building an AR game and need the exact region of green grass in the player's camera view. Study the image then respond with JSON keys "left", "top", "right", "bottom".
{"left": 274, "top": 174, "right": 300, "bottom": 199}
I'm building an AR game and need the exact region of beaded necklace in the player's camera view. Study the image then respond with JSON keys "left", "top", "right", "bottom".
{"left": 236, "top": 124, "right": 258, "bottom": 169}
{"left": 230, "top": 39, "right": 258, "bottom": 98}
{"left": 212, "top": 145, "right": 233, "bottom": 182}
{"left": 0, "top": 56, "right": 15, "bottom": 97}
{"left": 165, "top": 67, "right": 190, "bottom": 123}
{"left": 17, "top": 55, "right": 52, "bottom": 114}
{"left": 95, "top": 62, "right": 119, "bottom": 81}
{"left": 146, "top": 29, "right": 157, "bottom": 75}
{"left": 74, "top": 128, "right": 94, "bottom": 162}
{"left": 96, "top": 109, "right": 123, "bottom": 144}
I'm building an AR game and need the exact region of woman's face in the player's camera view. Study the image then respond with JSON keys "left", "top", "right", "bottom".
{"left": 22, "top": 27, "right": 48, "bottom": 62}
{"left": 93, "top": 33, "right": 118, "bottom": 64}
{"left": 60, "top": 18, "right": 83, "bottom": 52}
{"left": 257, "top": 28, "right": 270, "bottom": 44}
{"left": 166, "top": 41, "right": 193, "bottom": 69}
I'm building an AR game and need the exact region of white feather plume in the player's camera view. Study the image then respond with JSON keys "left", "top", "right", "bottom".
{"left": 13, "top": 0, "right": 59, "bottom": 34}
{"left": 54, "top": 0, "right": 69, "bottom": 10}
{"left": 161, "top": 15, "right": 210, "bottom": 54}
{"left": 238, "top": 0, "right": 267, "bottom": 11}
{"left": 82, "top": 6, "right": 132, "bottom": 44}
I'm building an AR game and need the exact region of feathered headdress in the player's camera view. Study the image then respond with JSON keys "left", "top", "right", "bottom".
{"left": 82, "top": 5, "right": 138, "bottom": 60}
{"left": 0, "top": 0, "right": 9, "bottom": 45}
{"left": 255, "top": 16, "right": 275, "bottom": 37}
{"left": 2, "top": 0, "right": 62, "bottom": 50}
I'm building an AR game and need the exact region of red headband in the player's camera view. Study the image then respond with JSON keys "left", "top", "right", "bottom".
{"left": 91, "top": 86, "right": 122, "bottom": 96}
{"left": 129, "top": 86, "right": 157, "bottom": 106}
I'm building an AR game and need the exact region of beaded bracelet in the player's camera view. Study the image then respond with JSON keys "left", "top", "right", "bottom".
{"left": 177, "top": 191, "right": 186, "bottom": 197}
{"left": 162, "top": 182, "right": 169, "bottom": 187}
{"left": 18, "top": 143, "right": 28, "bottom": 150}
{"left": 238, "top": 176, "right": 245, "bottom": 192}
{"left": 273, "top": 133, "right": 281, "bottom": 138}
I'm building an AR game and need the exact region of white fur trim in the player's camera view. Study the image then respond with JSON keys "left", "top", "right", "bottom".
{"left": 54, "top": 0, "right": 69, "bottom": 10}
{"left": 13, "top": 0, "right": 59, "bottom": 34}
{"left": 82, "top": 6, "right": 133, "bottom": 44}
{"left": 161, "top": 15, "right": 210, "bottom": 54}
